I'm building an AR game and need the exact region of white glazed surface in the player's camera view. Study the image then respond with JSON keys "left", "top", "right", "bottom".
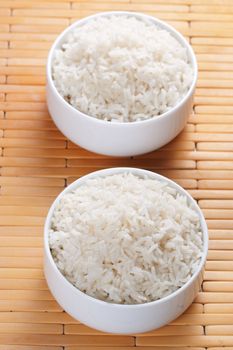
{"left": 44, "top": 167, "right": 208, "bottom": 334}
{"left": 46, "top": 12, "right": 198, "bottom": 157}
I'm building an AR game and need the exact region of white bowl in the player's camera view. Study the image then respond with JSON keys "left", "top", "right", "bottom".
{"left": 44, "top": 167, "right": 208, "bottom": 334}
{"left": 46, "top": 12, "right": 198, "bottom": 157}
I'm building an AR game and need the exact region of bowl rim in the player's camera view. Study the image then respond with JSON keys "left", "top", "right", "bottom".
{"left": 44, "top": 167, "right": 208, "bottom": 309}
{"left": 46, "top": 11, "right": 198, "bottom": 127}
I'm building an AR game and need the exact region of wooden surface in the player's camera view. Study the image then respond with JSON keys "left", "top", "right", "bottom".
{"left": 1, "top": 0, "right": 233, "bottom": 348}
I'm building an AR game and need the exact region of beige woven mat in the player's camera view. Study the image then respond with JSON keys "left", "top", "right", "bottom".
{"left": 0, "top": 0, "right": 233, "bottom": 348}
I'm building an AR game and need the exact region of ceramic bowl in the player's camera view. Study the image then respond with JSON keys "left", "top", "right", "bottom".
{"left": 46, "top": 12, "right": 198, "bottom": 157}
{"left": 44, "top": 167, "right": 208, "bottom": 334}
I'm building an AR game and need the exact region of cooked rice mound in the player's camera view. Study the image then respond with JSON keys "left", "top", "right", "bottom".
{"left": 52, "top": 15, "right": 193, "bottom": 122}
{"left": 49, "top": 173, "right": 203, "bottom": 304}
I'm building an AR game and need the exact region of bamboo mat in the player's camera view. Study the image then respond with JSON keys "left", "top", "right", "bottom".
{"left": 0, "top": 0, "right": 233, "bottom": 348}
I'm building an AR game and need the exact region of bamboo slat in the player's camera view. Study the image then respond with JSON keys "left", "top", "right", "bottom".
{"left": 0, "top": 226, "right": 43, "bottom": 236}
{"left": 0, "top": 279, "right": 48, "bottom": 290}
{"left": 0, "top": 157, "right": 66, "bottom": 167}
{"left": 191, "top": 5, "right": 233, "bottom": 13}
{"left": 183, "top": 303, "right": 204, "bottom": 314}
{"left": 207, "top": 251, "right": 233, "bottom": 260}
{"left": 174, "top": 314, "right": 233, "bottom": 326}
{"left": 0, "top": 176, "right": 64, "bottom": 186}
{"left": 4, "top": 129, "right": 65, "bottom": 139}
{"left": 7, "top": 76, "right": 46, "bottom": 85}
{"left": 202, "top": 209, "right": 233, "bottom": 219}
{"left": 188, "top": 190, "right": 233, "bottom": 199}
{"left": 196, "top": 293, "right": 233, "bottom": 303}
{"left": 0, "top": 311, "right": 76, "bottom": 324}
{"left": 5, "top": 111, "right": 50, "bottom": 119}
{"left": 204, "top": 271, "right": 233, "bottom": 281}
{"left": 0, "top": 16, "right": 69, "bottom": 26}
{"left": 0, "top": 257, "right": 43, "bottom": 268}
{"left": 0, "top": 207, "right": 47, "bottom": 216}
{"left": 71, "top": 3, "right": 189, "bottom": 12}
{"left": 65, "top": 348, "right": 204, "bottom": 350}
{"left": 0, "top": 138, "right": 66, "bottom": 148}
{"left": 0, "top": 268, "right": 43, "bottom": 279}
{"left": 0, "top": 347, "right": 62, "bottom": 350}
{"left": 0, "top": 290, "right": 53, "bottom": 301}
{"left": 205, "top": 304, "right": 233, "bottom": 314}
{"left": 1, "top": 0, "right": 233, "bottom": 347}
{"left": 0, "top": 335, "right": 135, "bottom": 346}
{"left": 197, "top": 143, "right": 233, "bottom": 151}
{"left": 195, "top": 106, "right": 233, "bottom": 114}
{"left": 0, "top": 323, "right": 63, "bottom": 334}
{"left": 190, "top": 115, "right": 233, "bottom": 124}
{"left": 0, "top": 197, "right": 53, "bottom": 208}
{"left": 198, "top": 181, "right": 233, "bottom": 190}
{"left": 203, "top": 282, "right": 233, "bottom": 292}
{"left": 1, "top": 186, "right": 63, "bottom": 196}
{"left": 208, "top": 230, "right": 233, "bottom": 239}
{"left": 64, "top": 324, "right": 204, "bottom": 336}
{"left": 206, "top": 261, "right": 233, "bottom": 271}
{"left": 200, "top": 200, "right": 233, "bottom": 209}
{"left": 0, "top": 235, "right": 43, "bottom": 245}
{"left": 209, "top": 240, "right": 233, "bottom": 249}
{"left": 136, "top": 336, "right": 233, "bottom": 346}
{"left": 206, "top": 326, "right": 233, "bottom": 335}
{"left": 0, "top": 2, "right": 70, "bottom": 9}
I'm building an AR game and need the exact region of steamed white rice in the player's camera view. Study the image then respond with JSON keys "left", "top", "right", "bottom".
{"left": 49, "top": 173, "right": 203, "bottom": 304}
{"left": 52, "top": 15, "right": 193, "bottom": 122}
